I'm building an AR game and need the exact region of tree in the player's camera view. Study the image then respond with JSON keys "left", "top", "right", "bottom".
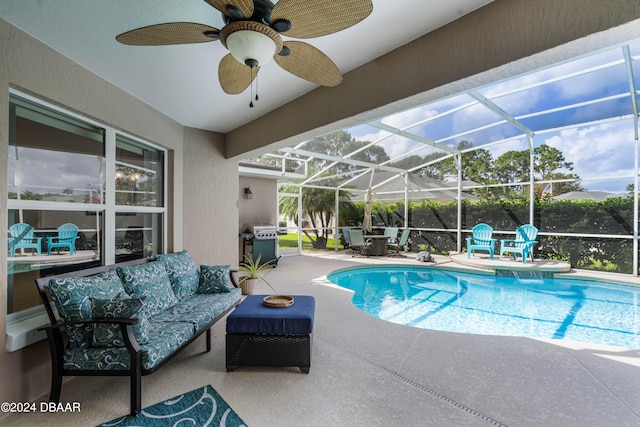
{"left": 277, "top": 130, "right": 393, "bottom": 249}
{"left": 537, "top": 172, "right": 584, "bottom": 197}
{"left": 389, "top": 155, "right": 427, "bottom": 171}
{"left": 279, "top": 183, "right": 353, "bottom": 249}
{"left": 493, "top": 150, "right": 530, "bottom": 184}
{"left": 436, "top": 141, "right": 493, "bottom": 183}
{"left": 389, "top": 152, "right": 452, "bottom": 180}
{"left": 460, "top": 147, "right": 494, "bottom": 183}
{"left": 492, "top": 144, "right": 583, "bottom": 199}
{"left": 19, "top": 190, "right": 42, "bottom": 201}
{"left": 532, "top": 145, "right": 581, "bottom": 198}
{"left": 534, "top": 144, "right": 574, "bottom": 179}
{"left": 303, "top": 130, "right": 390, "bottom": 176}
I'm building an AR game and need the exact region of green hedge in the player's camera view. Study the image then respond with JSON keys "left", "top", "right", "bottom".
{"left": 344, "top": 197, "right": 637, "bottom": 274}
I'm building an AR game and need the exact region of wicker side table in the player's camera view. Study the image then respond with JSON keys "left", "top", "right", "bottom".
{"left": 225, "top": 295, "right": 315, "bottom": 373}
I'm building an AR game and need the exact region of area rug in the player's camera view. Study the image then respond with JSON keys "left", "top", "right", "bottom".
{"left": 98, "top": 385, "right": 248, "bottom": 426}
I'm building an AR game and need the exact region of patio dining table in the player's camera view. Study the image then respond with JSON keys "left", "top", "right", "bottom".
{"left": 365, "top": 235, "right": 389, "bottom": 256}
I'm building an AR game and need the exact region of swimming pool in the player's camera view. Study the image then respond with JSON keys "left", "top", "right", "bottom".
{"left": 327, "top": 266, "right": 640, "bottom": 349}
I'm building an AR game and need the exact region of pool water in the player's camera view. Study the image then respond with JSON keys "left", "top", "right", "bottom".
{"left": 327, "top": 266, "right": 640, "bottom": 349}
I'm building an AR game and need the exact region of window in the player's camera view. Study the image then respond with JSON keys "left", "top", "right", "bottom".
{"left": 115, "top": 212, "right": 163, "bottom": 263}
{"left": 8, "top": 96, "right": 105, "bottom": 203}
{"left": 116, "top": 135, "right": 164, "bottom": 207}
{"left": 7, "top": 92, "right": 167, "bottom": 319}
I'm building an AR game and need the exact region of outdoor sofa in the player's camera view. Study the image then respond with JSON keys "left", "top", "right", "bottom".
{"left": 35, "top": 250, "right": 241, "bottom": 415}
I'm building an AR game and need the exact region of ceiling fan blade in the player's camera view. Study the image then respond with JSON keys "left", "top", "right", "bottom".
{"left": 274, "top": 41, "right": 342, "bottom": 87}
{"left": 204, "top": 0, "right": 254, "bottom": 19}
{"left": 218, "top": 54, "right": 258, "bottom": 94}
{"left": 116, "top": 23, "right": 220, "bottom": 45}
{"left": 270, "top": 0, "right": 373, "bottom": 39}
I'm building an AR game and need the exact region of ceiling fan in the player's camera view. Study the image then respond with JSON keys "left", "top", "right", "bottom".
{"left": 116, "top": 0, "right": 373, "bottom": 105}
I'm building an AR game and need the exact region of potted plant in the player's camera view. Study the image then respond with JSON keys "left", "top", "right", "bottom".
{"left": 238, "top": 254, "right": 276, "bottom": 295}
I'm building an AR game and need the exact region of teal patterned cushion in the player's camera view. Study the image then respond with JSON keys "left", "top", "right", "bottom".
{"left": 156, "top": 251, "right": 199, "bottom": 300}
{"left": 197, "top": 265, "right": 232, "bottom": 294}
{"left": 48, "top": 269, "right": 126, "bottom": 348}
{"left": 91, "top": 297, "right": 151, "bottom": 347}
{"left": 63, "top": 321, "right": 195, "bottom": 371}
{"left": 116, "top": 262, "right": 178, "bottom": 316}
{"left": 153, "top": 289, "right": 242, "bottom": 332}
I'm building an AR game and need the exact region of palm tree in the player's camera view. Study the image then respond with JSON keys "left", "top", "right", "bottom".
{"left": 280, "top": 184, "right": 353, "bottom": 249}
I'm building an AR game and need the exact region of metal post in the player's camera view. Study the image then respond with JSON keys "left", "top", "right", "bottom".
{"left": 404, "top": 173, "right": 409, "bottom": 228}
{"left": 528, "top": 135, "right": 535, "bottom": 225}
{"left": 457, "top": 154, "right": 462, "bottom": 253}
{"left": 334, "top": 188, "right": 339, "bottom": 251}
{"left": 297, "top": 186, "right": 303, "bottom": 255}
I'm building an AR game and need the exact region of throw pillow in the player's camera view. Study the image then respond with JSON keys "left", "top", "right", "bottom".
{"left": 197, "top": 265, "right": 232, "bottom": 294}
{"left": 117, "top": 261, "right": 178, "bottom": 316}
{"left": 48, "top": 269, "right": 126, "bottom": 348}
{"left": 91, "top": 297, "right": 151, "bottom": 347}
{"left": 156, "top": 251, "right": 199, "bottom": 300}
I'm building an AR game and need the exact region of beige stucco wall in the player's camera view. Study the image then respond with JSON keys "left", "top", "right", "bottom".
{"left": 0, "top": 18, "right": 232, "bottom": 406}
{"left": 225, "top": 0, "right": 640, "bottom": 158}
{"left": 238, "top": 177, "right": 278, "bottom": 231}
{"left": 182, "top": 127, "right": 239, "bottom": 266}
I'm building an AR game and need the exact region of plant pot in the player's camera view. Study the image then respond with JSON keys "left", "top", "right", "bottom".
{"left": 240, "top": 278, "right": 258, "bottom": 295}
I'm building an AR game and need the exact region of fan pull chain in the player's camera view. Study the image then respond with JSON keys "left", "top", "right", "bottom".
{"left": 249, "top": 66, "right": 254, "bottom": 108}
{"left": 249, "top": 66, "right": 260, "bottom": 108}
{"left": 255, "top": 73, "right": 259, "bottom": 102}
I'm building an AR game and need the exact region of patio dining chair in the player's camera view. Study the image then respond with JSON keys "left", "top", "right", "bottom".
{"left": 499, "top": 224, "right": 538, "bottom": 264}
{"left": 466, "top": 223, "right": 496, "bottom": 259}
{"left": 383, "top": 227, "right": 399, "bottom": 244}
{"left": 47, "top": 223, "right": 79, "bottom": 255}
{"left": 348, "top": 229, "right": 372, "bottom": 257}
{"left": 340, "top": 227, "right": 354, "bottom": 253}
{"left": 8, "top": 223, "right": 42, "bottom": 256}
{"left": 387, "top": 229, "right": 411, "bottom": 257}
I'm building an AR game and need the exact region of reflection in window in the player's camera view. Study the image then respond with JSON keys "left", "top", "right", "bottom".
{"left": 115, "top": 213, "right": 163, "bottom": 263}
{"left": 7, "top": 209, "right": 102, "bottom": 313}
{"left": 8, "top": 96, "right": 105, "bottom": 203}
{"left": 7, "top": 93, "right": 166, "bottom": 317}
{"left": 116, "top": 135, "right": 164, "bottom": 207}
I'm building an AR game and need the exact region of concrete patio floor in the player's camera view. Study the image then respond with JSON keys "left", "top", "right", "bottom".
{"left": 4, "top": 252, "right": 640, "bottom": 426}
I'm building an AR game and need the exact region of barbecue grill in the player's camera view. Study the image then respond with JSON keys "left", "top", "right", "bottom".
{"left": 241, "top": 223, "right": 280, "bottom": 266}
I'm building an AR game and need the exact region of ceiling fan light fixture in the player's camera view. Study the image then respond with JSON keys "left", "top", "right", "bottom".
{"left": 226, "top": 30, "right": 276, "bottom": 67}
{"left": 220, "top": 21, "right": 283, "bottom": 68}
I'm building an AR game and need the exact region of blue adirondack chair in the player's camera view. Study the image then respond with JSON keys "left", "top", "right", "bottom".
{"left": 47, "top": 223, "right": 79, "bottom": 255}
{"left": 388, "top": 229, "right": 411, "bottom": 256}
{"left": 8, "top": 223, "right": 42, "bottom": 256}
{"left": 499, "top": 225, "right": 539, "bottom": 264}
{"left": 466, "top": 223, "right": 496, "bottom": 259}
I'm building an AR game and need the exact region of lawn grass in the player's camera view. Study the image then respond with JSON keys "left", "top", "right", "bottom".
{"left": 278, "top": 232, "right": 345, "bottom": 250}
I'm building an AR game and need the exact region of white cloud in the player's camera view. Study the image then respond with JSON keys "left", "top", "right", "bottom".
{"left": 12, "top": 148, "right": 101, "bottom": 193}
{"left": 542, "top": 120, "right": 636, "bottom": 180}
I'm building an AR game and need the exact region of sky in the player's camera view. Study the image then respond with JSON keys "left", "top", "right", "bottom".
{"left": 8, "top": 147, "right": 104, "bottom": 198}
{"left": 341, "top": 40, "right": 640, "bottom": 193}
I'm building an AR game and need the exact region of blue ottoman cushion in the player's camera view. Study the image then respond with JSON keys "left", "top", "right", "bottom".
{"left": 226, "top": 295, "right": 315, "bottom": 335}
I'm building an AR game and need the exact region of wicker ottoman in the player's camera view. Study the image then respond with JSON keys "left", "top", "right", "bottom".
{"left": 226, "top": 295, "right": 315, "bottom": 373}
